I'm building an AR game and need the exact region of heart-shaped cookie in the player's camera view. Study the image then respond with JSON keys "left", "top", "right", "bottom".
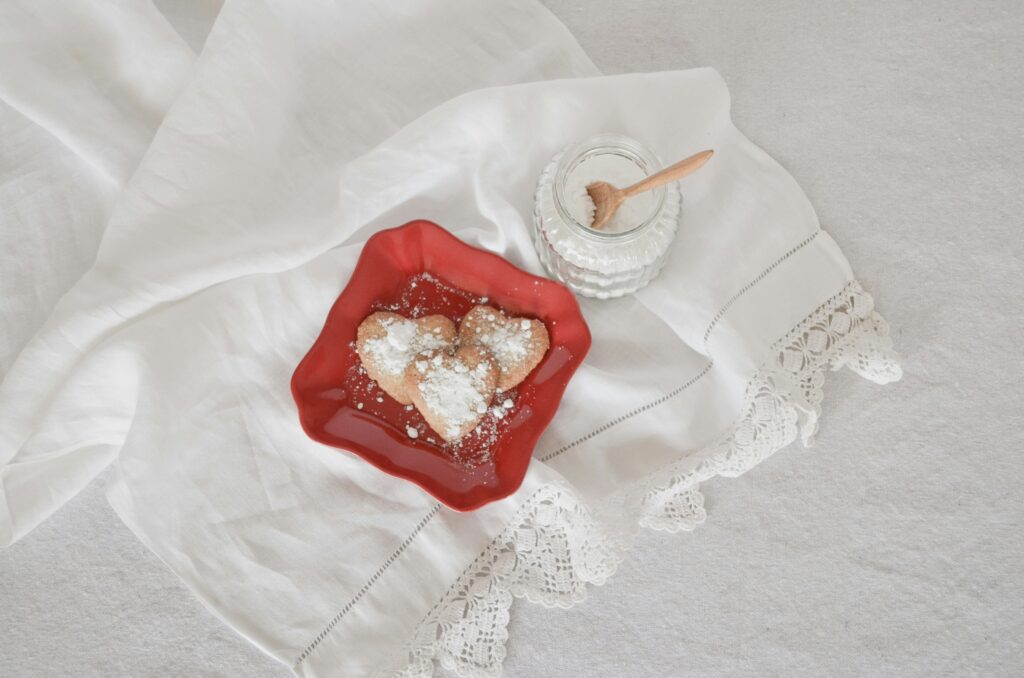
{"left": 458, "top": 305, "right": 549, "bottom": 391}
{"left": 356, "top": 312, "right": 457, "bottom": 404}
{"left": 404, "top": 345, "right": 499, "bottom": 443}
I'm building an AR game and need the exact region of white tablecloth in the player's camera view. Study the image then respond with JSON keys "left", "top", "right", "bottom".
{"left": 4, "top": 1, "right": 1019, "bottom": 678}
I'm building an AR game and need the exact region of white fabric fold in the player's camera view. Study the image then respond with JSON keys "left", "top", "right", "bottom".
{"left": 0, "top": 0, "right": 598, "bottom": 547}
{"left": 0, "top": 0, "right": 194, "bottom": 184}
{"left": 0, "top": 2, "right": 899, "bottom": 676}
{"left": 0, "top": 0, "right": 197, "bottom": 376}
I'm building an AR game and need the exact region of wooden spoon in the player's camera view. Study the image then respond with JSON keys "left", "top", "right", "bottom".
{"left": 586, "top": 149, "right": 714, "bottom": 230}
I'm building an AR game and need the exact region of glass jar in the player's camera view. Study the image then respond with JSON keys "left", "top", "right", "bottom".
{"left": 532, "top": 133, "right": 681, "bottom": 299}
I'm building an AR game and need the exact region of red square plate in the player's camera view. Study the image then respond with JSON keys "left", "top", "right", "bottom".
{"left": 291, "top": 220, "right": 590, "bottom": 510}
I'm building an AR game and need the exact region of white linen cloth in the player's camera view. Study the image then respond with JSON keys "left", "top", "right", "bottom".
{"left": 0, "top": 0, "right": 195, "bottom": 374}
{"left": 0, "top": 2, "right": 900, "bottom": 676}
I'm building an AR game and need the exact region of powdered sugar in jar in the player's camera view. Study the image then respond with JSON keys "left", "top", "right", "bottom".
{"left": 532, "top": 134, "right": 681, "bottom": 299}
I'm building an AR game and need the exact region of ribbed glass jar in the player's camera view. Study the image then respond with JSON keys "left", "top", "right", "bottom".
{"left": 532, "top": 134, "right": 681, "bottom": 299}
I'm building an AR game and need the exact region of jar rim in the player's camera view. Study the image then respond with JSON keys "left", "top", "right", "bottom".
{"left": 552, "top": 133, "right": 667, "bottom": 243}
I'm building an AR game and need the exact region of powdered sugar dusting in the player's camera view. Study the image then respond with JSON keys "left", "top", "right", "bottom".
{"left": 444, "top": 389, "right": 517, "bottom": 467}
{"left": 416, "top": 353, "right": 495, "bottom": 441}
{"left": 375, "top": 272, "right": 487, "bottom": 318}
{"left": 472, "top": 310, "right": 531, "bottom": 366}
{"left": 343, "top": 273, "right": 530, "bottom": 469}
{"left": 362, "top": 316, "right": 450, "bottom": 376}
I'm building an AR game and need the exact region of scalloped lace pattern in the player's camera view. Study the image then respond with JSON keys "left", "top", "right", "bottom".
{"left": 639, "top": 281, "right": 901, "bottom": 532}
{"left": 379, "top": 483, "right": 622, "bottom": 678}
{"left": 380, "top": 280, "right": 901, "bottom": 678}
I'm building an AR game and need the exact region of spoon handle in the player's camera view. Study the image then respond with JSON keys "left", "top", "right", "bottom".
{"left": 622, "top": 149, "right": 714, "bottom": 197}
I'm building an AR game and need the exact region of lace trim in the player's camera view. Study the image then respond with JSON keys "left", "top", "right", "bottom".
{"left": 378, "top": 280, "right": 900, "bottom": 677}
{"left": 639, "top": 281, "right": 901, "bottom": 532}
{"left": 376, "top": 482, "right": 622, "bottom": 678}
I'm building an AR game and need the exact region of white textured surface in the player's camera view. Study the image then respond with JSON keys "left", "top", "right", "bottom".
{"left": 2, "top": 2, "right": 1023, "bottom": 677}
